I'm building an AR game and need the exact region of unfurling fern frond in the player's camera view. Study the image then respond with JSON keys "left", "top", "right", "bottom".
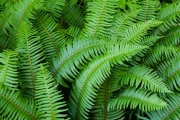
{"left": 119, "top": 65, "right": 170, "bottom": 93}
{"left": 0, "top": 50, "right": 18, "bottom": 90}
{"left": 0, "top": 85, "right": 37, "bottom": 120}
{"left": 108, "top": 87, "right": 167, "bottom": 111}
{"left": 146, "top": 93, "right": 180, "bottom": 120}
{"left": 16, "top": 22, "right": 44, "bottom": 98}
{"left": 35, "top": 65, "right": 68, "bottom": 119}
{"left": 82, "top": 0, "right": 118, "bottom": 37}
{"left": 68, "top": 44, "right": 145, "bottom": 120}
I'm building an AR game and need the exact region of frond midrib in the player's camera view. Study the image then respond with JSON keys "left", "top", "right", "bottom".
{"left": 52, "top": 42, "right": 110, "bottom": 77}
{"left": 35, "top": 14, "right": 58, "bottom": 54}
{"left": 0, "top": 94, "right": 37, "bottom": 120}
{"left": 162, "top": 103, "right": 180, "bottom": 120}
{"left": 1, "top": 53, "right": 10, "bottom": 83}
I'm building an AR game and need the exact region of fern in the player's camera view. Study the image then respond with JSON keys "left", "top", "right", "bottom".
{"left": 35, "top": 65, "right": 68, "bottom": 119}
{"left": 0, "top": 50, "right": 18, "bottom": 90}
{"left": 0, "top": 85, "right": 37, "bottom": 120}
{"left": 108, "top": 87, "right": 167, "bottom": 111}
{"left": 118, "top": 65, "right": 170, "bottom": 93}
{"left": 146, "top": 93, "right": 180, "bottom": 120}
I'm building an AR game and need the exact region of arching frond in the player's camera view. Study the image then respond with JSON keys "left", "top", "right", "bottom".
{"left": 35, "top": 65, "right": 68, "bottom": 119}
{"left": 68, "top": 44, "right": 145, "bottom": 120}
{"left": 109, "top": 10, "right": 139, "bottom": 39}
{"left": 0, "top": 85, "right": 37, "bottom": 120}
{"left": 16, "top": 22, "right": 44, "bottom": 98}
{"left": 62, "top": 3, "right": 85, "bottom": 28}
{"left": 108, "top": 87, "right": 167, "bottom": 111}
{"left": 0, "top": 50, "right": 18, "bottom": 90}
{"left": 119, "top": 65, "right": 170, "bottom": 93}
{"left": 122, "top": 20, "right": 161, "bottom": 44}
{"left": 137, "top": 0, "right": 159, "bottom": 21}
{"left": 43, "top": 0, "right": 65, "bottom": 19}
{"left": 143, "top": 45, "right": 180, "bottom": 66}
{"left": 146, "top": 93, "right": 180, "bottom": 120}
{"left": 51, "top": 37, "right": 111, "bottom": 87}
{"left": 155, "top": 2, "right": 180, "bottom": 34}
{"left": 158, "top": 25, "right": 180, "bottom": 45}
{"left": 34, "top": 11, "right": 64, "bottom": 59}
{"left": 156, "top": 56, "right": 180, "bottom": 91}
{"left": 82, "top": 0, "right": 118, "bottom": 37}
{"left": 90, "top": 79, "right": 124, "bottom": 120}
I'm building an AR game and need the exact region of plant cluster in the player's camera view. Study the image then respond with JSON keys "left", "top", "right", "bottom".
{"left": 0, "top": 0, "right": 180, "bottom": 119}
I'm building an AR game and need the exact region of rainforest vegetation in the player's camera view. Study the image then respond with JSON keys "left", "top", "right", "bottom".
{"left": 0, "top": 0, "right": 180, "bottom": 119}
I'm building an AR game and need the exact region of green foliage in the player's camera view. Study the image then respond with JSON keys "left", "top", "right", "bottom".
{"left": 0, "top": 0, "right": 180, "bottom": 120}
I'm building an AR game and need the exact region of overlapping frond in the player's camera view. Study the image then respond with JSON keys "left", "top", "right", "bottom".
{"left": 43, "top": 0, "right": 65, "bottom": 19}
{"left": 109, "top": 10, "right": 139, "bottom": 39}
{"left": 35, "top": 65, "right": 68, "bottom": 119}
{"left": 68, "top": 44, "right": 145, "bottom": 119}
{"left": 62, "top": 3, "right": 85, "bottom": 28}
{"left": 90, "top": 79, "right": 124, "bottom": 120}
{"left": 119, "top": 65, "right": 170, "bottom": 93}
{"left": 137, "top": 0, "right": 159, "bottom": 21}
{"left": 51, "top": 37, "right": 111, "bottom": 87}
{"left": 122, "top": 20, "right": 161, "bottom": 44}
{"left": 156, "top": 56, "right": 180, "bottom": 91}
{"left": 158, "top": 25, "right": 180, "bottom": 45}
{"left": 108, "top": 87, "right": 167, "bottom": 111}
{"left": 82, "top": 0, "right": 118, "bottom": 37}
{"left": 34, "top": 11, "right": 64, "bottom": 59}
{"left": 143, "top": 45, "right": 180, "bottom": 66}
{"left": 155, "top": 2, "right": 180, "bottom": 34}
{"left": 16, "top": 22, "right": 44, "bottom": 98}
{"left": 0, "top": 50, "right": 18, "bottom": 90}
{"left": 146, "top": 93, "right": 180, "bottom": 120}
{"left": 0, "top": 85, "right": 37, "bottom": 120}
{"left": 11, "top": 0, "right": 44, "bottom": 47}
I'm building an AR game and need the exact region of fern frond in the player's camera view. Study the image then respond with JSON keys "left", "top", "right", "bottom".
{"left": 0, "top": 50, "right": 18, "bottom": 90}
{"left": 11, "top": 0, "right": 44, "bottom": 47}
{"left": 155, "top": 2, "right": 180, "bottom": 34}
{"left": 62, "top": 3, "right": 85, "bottom": 28}
{"left": 90, "top": 79, "right": 124, "bottom": 120}
{"left": 119, "top": 65, "right": 170, "bottom": 93}
{"left": 34, "top": 11, "right": 64, "bottom": 59}
{"left": 143, "top": 45, "right": 180, "bottom": 66}
{"left": 82, "top": 0, "right": 118, "bottom": 37}
{"left": 137, "top": 0, "right": 159, "bottom": 21}
{"left": 122, "top": 20, "right": 161, "bottom": 44}
{"left": 16, "top": 22, "right": 44, "bottom": 98}
{"left": 108, "top": 87, "right": 167, "bottom": 111}
{"left": 43, "top": 0, "right": 65, "bottom": 19}
{"left": 109, "top": 10, "right": 139, "bottom": 39}
{"left": 68, "top": 44, "right": 145, "bottom": 119}
{"left": 0, "top": 85, "right": 37, "bottom": 120}
{"left": 146, "top": 93, "right": 180, "bottom": 120}
{"left": 51, "top": 37, "right": 111, "bottom": 87}
{"left": 158, "top": 25, "right": 180, "bottom": 45}
{"left": 156, "top": 56, "right": 180, "bottom": 91}
{"left": 35, "top": 65, "right": 68, "bottom": 119}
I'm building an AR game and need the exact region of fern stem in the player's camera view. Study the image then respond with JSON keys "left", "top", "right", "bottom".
{"left": 105, "top": 79, "right": 108, "bottom": 120}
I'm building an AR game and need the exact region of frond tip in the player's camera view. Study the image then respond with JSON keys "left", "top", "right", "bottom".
{"left": 108, "top": 87, "right": 167, "bottom": 111}
{"left": 35, "top": 65, "right": 68, "bottom": 119}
